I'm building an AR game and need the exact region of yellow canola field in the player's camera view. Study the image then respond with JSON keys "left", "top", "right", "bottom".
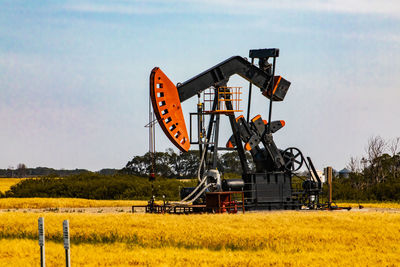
{"left": 0, "top": 178, "right": 25, "bottom": 193}
{"left": 0, "top": 211, "right": 400, "bottom": 266}
{"left": 1, "top": 238, "right": 398, "bottom": 267}
{"left": 0, "top": 198, "right": 147, "bottom": 209}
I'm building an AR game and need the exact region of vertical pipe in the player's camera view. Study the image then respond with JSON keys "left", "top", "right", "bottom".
{"left": 267, "top": 57, "right": 276, "bottom": 134}
{"left": 212, "top": 113, "right": 220, "bottom": 169}
{"left": 197, "top": 96, "right": 203, "bottom": 167}
{"left": 148, "top": 94, "right": 156, "bottom": 180}
{"left": 149, "top": 96, "right": 151, "bottom": 153}
{"left": 204, "top": 89, "right": 218, "bottom": 169}
{"left": 327, "top": 166, "right": 333, "bottom": 206}
{"left": 153, "top": 109, "right": 156, "bottom": 156}
{"left": 246, "top": 58, "right": 255, "bottom": 122}
{"left": 152, "top": 109, "right": 156, "bottom": 178}
{"left": 149, "top": 96, "right": 152, "bottom": 163}
{"left": 149, "top": 96, "right": 154, "bottom": 179}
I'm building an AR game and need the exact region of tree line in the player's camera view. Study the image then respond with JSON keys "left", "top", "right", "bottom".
{"left": 122, "top": 148, "right": 251, "bottom": 178}
{"left": 4, "top": 173, "right": 191, "bottom": 200}
{"left": 333, "top": 136, "right": 400, "bottom": 201}
{"left": 0, "top": 165, "right": 118, "bottom": 178}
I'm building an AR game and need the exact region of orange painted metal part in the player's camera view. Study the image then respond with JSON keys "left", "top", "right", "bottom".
{"left": 150, "top": 67, "right": 190, "bottom": 152}
{"left": 235, "top": 115, "right": 244, "bottom": 122}
{"left": 251, "top": 115, "right": 261, "bottom": 123}
{"left": 226, "top": 140, "right": 234, "bottom": 148}
{"left": 272, "top": 76, "right": 282, "bottom": 95}
{"left": 262, "top": 76, "right": 282, "bottom": 99}
{"left": 245, "top": 143, "right": 252, "bottom": 151}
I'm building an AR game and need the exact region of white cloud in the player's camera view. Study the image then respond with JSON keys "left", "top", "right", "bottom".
{"left": 63, "top": 0, "right": 400, "bottom": 18}
{"left": 64, "top": 2, "right": 175, "bottom": 15}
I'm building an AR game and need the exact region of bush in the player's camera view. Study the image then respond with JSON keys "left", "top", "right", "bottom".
{"left": 5, "top": 173, "right": 186, "bottom": 200}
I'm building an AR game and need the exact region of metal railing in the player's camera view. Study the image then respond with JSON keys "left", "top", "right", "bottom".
{"left": 203, "top": 87, "right": 243, "bottom": 113}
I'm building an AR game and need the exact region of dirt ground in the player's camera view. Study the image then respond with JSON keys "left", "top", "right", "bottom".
{"left": 0, "top": 206, "right": 138, "bottom": 214}
{"left": 1, "top": 206, "right": 400, "bottom": 214}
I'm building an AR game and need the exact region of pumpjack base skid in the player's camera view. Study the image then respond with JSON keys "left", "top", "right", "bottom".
{"left": 134, "top": 192, "right": 245, "bottom": 214}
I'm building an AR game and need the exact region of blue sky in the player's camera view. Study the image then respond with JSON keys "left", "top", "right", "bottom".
{"left": 1, "top": 0, "right": 399, "bottom": 171}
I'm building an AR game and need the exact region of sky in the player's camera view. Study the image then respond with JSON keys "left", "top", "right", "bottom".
{"left": 0, "top": 0, "right": 399, "bottom": 171}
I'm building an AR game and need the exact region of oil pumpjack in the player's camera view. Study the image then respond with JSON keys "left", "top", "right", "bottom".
{"left": 147, "top": 48, "right": 323, "bottom": 211}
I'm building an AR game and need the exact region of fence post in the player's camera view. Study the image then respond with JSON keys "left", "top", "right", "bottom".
{"left": 38, "top": 217, "right": 45, "bottom": 267}
{"left": 63, "top": 220, "right": 70, "bottom": 267}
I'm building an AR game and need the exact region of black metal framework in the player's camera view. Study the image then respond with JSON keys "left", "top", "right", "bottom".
{"left": 148, "top": 47, "right": 328, "bottom": 211}
{"left": 182, "top": 49, "right": 286, "bottom": 176}
{"left": 183, "top": 48, "right": 323, "bottom": 210}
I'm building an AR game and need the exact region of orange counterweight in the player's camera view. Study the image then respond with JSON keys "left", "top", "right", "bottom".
{"left": 150, "top": 67, "right": 190, "bottom": 152}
